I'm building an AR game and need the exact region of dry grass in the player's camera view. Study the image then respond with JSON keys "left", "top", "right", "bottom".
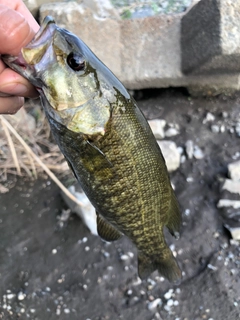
{"left": 0, "top": 101, "right": 83, "bottom": 206}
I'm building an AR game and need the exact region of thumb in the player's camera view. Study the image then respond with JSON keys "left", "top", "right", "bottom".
{"left": 0, "top": 4, "right": 37, "bottom": 55}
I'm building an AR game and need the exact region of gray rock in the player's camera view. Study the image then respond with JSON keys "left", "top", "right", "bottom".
{"left": 224, "top": 223, "right": 240, "bottom": 240}
{"left": 165, "top": 127, "right": 179, "bottom": 137}
{"left": 23, "top": 0, "right": 59, "bottom": 17}
{"left": 182, "top": 0, "right": 240, "bottom": 74}
{"left": 157, "top": 140, "right": 180, "bottom": 172}
{"left": 222, "top": 179, "right": 240, "bottom": 195}
{"left": 148, "top": 119, "right": 166, "bottom": 140}
{"left": 228, "top": 160, "right": 240, "bottom": 181}
{"left": 235, "top": 123, "right": 240, "bottom": 137}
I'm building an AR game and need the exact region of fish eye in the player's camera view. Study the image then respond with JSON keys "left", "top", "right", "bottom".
{"left": 67, "top": 52, "right": 85, "bottom": 71}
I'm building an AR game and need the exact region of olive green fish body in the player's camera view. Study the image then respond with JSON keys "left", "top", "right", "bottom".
{"left": 48, "top": 89, "right": 181, "bottom": 281}
{"left": 2, "top": 16, "right": 181, "bottom": 281}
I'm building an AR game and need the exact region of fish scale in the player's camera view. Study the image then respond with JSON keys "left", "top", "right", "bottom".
{"left": 2, "top": 16, "right": 182, "bottom": 282}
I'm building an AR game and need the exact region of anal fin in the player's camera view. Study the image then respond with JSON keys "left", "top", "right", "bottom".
{"left": 97, "top": 212, "right": 122, "bottom": 242}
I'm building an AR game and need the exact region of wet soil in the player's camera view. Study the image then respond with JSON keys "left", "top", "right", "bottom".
{"left": 0, "top": 88, "right": 240, "bottom": 320}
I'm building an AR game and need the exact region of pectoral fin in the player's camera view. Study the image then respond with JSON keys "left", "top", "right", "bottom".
{"left": 86, "top": 140, "right": 113, "bottom": 168}
{"left": 97, "top": 212, "right": 122, "bottom": 242}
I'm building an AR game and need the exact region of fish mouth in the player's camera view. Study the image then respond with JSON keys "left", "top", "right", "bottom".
{"left": 2, "top": 16, "right": 57, "bottom": 86}
{"left": 22, "top": 16, "right": 56, "bottom": 65}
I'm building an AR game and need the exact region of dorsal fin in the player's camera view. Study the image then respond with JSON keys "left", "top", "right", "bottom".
{"left": 97, "top": 212, "right": 122, "bottom": 242}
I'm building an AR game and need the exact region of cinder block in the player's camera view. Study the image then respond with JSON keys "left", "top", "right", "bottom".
{"left": 39, "top": 1, "right": 240, "bottom": 95}
{"left": 182, "top": 0, "right": 240, "bottom": 74}
{"left": 120, "top": 15, "right": 182, "bottom": 89}
{"left": 40, "top": 2, "right": 183, "bottom": 89}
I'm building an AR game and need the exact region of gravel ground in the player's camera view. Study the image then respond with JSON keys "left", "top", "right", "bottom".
{"left": 1, "top": 88, "right": 240, "bottom": 320}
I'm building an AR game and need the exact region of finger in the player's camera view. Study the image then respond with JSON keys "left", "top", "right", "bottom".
{"left": 0, "top": 0, "right": 39, "bottom": 32}
{"left": 0, "top": 67, "right": 38, "bottom": 98}
{"left": 0, "top": 4, "right": 39, "bottom": 55}
{"left": 0, "top": 96, "right": 24, "bottom": 114}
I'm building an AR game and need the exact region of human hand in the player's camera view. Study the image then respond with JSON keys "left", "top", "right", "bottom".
{"left": 0, "top": 0, "right": 39, "bottom": 114}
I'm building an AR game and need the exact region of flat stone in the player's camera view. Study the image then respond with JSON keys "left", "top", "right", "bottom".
{"left": 228, "top": 160, "right": 240, "bottom": 181}
{"left": 217, "top": 199, "right": 240, "bottom": 209}
{"left": 157, "top": 140, "right": 180, "bottom": 172}
{"left": 181, "top": 0, "right": 240, "bottom": 75}
{"left": 148, "top": 119, "right": 166, "bottom": 140}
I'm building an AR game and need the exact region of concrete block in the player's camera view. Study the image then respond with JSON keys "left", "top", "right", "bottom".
{"left": 182, "top": 0, "right": 240, "bottom": 75}
{"left": 120, "top": 15, "right": 182, "bottom": 89}
{"left": 38, "top": 1, "right": 240, "bottom": 95}
{"left": 40, "top": 2, "right": 183, "bottom": 89}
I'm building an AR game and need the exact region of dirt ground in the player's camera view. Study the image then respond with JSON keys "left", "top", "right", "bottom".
{"left": 0, "top": 88, "right": 240, "bottom": 320}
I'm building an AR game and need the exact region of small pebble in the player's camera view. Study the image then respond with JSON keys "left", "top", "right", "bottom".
{"left": 185, "top": 140, "right": 194, "bottom": 159}
{"left": 17, "top": 292, "right": 26, "bottom": 301}
{"left": 148, "top": 298, "right": 162, "bottom": 311}
{"left": 207, "top": 264, "right": 218, "bottom": 271}
{"left": 120, "top": 254, "right": 129, "bottom": 261}
{"left": 164, "top": 289, "right": 173, "bottom": 300}
{"left": 193, "top": 146, "right": 204, "bottom": 159}
{"left": 64, "top": 308, "right": 70, "bottom": 314}
{"left": 167, "top": 299, "right": 174, "bottom": 307}
{"left": 203, "top": 112, "right": 215, "bottom": 123}
{"left": 211, "top": 125, "right": 220, "bottom": 133}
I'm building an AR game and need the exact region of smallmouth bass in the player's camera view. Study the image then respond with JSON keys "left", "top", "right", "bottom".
{"left": 3, "top": 16, "right": 182, "bottom": 282}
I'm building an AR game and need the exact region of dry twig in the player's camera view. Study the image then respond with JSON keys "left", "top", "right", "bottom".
{"left": 0, "top": 115, "right": 84, "bottom": 207}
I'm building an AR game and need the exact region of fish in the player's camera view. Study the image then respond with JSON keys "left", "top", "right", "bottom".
{"left": 2, "top": 16, "right": 182, "bottom": 282}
